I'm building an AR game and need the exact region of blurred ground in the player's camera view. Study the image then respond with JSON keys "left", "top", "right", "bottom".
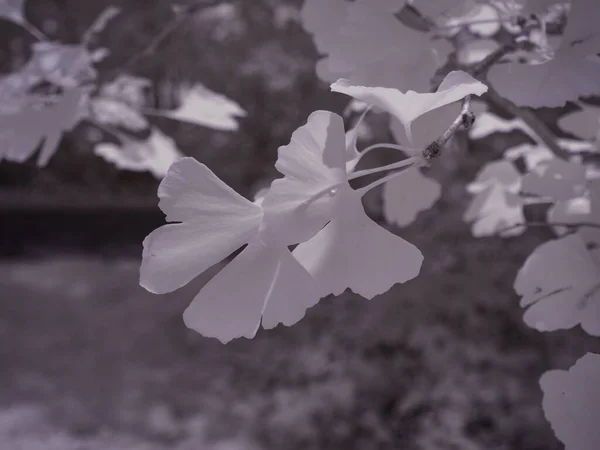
{"left": 2, "top": 1, "right": 599, "bottom": 449}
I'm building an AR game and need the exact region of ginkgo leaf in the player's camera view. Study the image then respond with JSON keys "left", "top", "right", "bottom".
{"left": 293, "top": 185, "right": 423, "bottom": 299}
{"left": 557, "top": 138, "right": 600, "bottom": 154}
{"left": 464, "top": 184, "right": 526, "bottom": 236}
{"left": 0, "top": 0, "right": 24, "bottom": 24}
{"left": 514, "top": 233, "right": 600, "bottom": 335}
{"left": 23, "top": 42, "right": 98, "bottom": 88}
{"left": 183, "top": 239, "right": 320, "bottom": 343}
{"left": 382, "top": 167, "right": 441, "bottom": 227}
{"left": 331, "top": 70, "right": 488, "bottom": 147}
{"left": 146, "top": 84, "right": 246, "bottom": 131}
{"left": 260, "top": 110, "right": 347, "bottom": 245}
{"left": 90, "top": 97, "right": 148, "bottom": 131}
{"left": 547, "top": 180, "right": 600, "bottom": 245}
{"left": 503, "top": 143, "right": 554, "bottom": 171}
{"left": 457, "top": 38, "right": 500, "bottom": 65}
{"left": 0, "top": 88, "right": 87, "bottom": 166}
{"left": 488, "top": 0, "right": 600, "bottom": 107}
{"left": 302, "top": 0, "right": 452, "bottom": 92}
{"left": 94, "top": 128, "right": 183, "bottom": 179}
{"left": 140, "top": 157, "right": 264, "bottom": 295}
{"left": 547, "top": 196, "right": 591, "bottom": 236}
{"left": 436, "top": 2, "right": 502, "bottom": 37}
{"left": 540, "top": 352, "right": 600, "bottom": 450}
{"left": 99, "top": 74, "right": 151, "bottom": 110}
{"left": 558, "top": 103, "right": 600, "bottom": 142}
{"left": 468, "top": 101, "right": 536, "bottom": 141}
{"left": 390, "top": 102, "right": 463, "bottom": 152}
{"left": 464, "top": 159, "right": 525, "bottom": 237}
{"left": 467, "top": 160, "right": 522, "bottom": 194}
{"left": 522, "top": 159, "right": 588, "bottom": 200}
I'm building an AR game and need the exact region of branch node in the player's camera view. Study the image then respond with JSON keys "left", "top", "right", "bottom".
{"left": 462, "top": 111, "right": 476, "bottom": 129}
{"left": 423, "top": 141, "right": 441, "bottom": 160}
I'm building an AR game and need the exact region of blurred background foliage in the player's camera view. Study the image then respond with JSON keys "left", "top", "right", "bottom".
{"left": 1, "top": 1, "right": 600, "bottom": 449}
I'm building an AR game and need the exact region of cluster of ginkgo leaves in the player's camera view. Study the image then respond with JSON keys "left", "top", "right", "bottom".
{"left": 140, "top": 0, "right": 600, "bottom": 448}
{"left": 0, "top": 0, "right": 246, "bottom": 177}
{"left": 2, "top": 0, "right": 599, "bottom": 448}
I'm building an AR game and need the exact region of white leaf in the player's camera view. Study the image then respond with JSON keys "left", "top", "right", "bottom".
{"left": 0, "top": 0, "right": 24, "bottom": 24}
{"left": 514, "top": 233, "right": 600, "bottom": 335}
{"left": 140, "top": 157, "right": 263, "bottom": 294}
{"left": 547, "top": 180, "right": 600, "bottom": 245}
{"left": 90, "top": 97, "right": 148, "bottom": 131}
{"left": 148, "top": 84, "right": 246, "bottom": 131}
{"left": 437, "top": 2, "right": 502, "bottom": 37}
{"left": 302, "top": 0, "right": 452, "bottom": 92}
{"left": 557, "top": 138, "right": 600, "bottom": 155}
{"left": 94, "top": 128, "right": 184, "bottom": 179}
{"left": 558, "top": 103, "right": 600, "bottom": 141}
{"left": 24, "top": 42, "right": 98, "bottom": 88}
{"left": 457, "top": 38, "right": 500, "bottom": 65}
{"left": 293, "top": 186, "right": 423, "bottom": 299}
{"left": 100, "top": 74, "right": 151, "bottom": 110}
{"left": 382, "top": 167, "right": 441, "bottom": 226}
{"left": 522, "top": 159, "right": 588, "bottom": 200}
{"left": 464, "top": 184, "right": 526, "bottom": 236}
{"left": 540, "top": 353, "right": 600, "bottom": 450}
{"left": 464, "top": 160, "right": 525, "bottom": 236}
{"left": 183, "top": 239, "right": 320, "bottom": 343}
{"left": 260, "top": 110, "right": 347, "bottom": 245}
{"left": 0, "top": 88, "right": 87, "bottom": 166}
{"left": 331, "top": 70, "right": 487, "bottom": 147}
{"left": 547, "top": 196, "right": 592, "bottom": 236}
{"left": 467, "top": 160, "right": 522, "bottom": 194}
{"left": 503, "top": 143, "right": 554, "bottom": 171}
{"left": 391, "top": 102, "right": 464, "bottom": 152}
{"left": 488, "top": 0, "right": 600, "bottom": 107}
{"left": 468, "top": 101, "right": 536, "bottom": 141}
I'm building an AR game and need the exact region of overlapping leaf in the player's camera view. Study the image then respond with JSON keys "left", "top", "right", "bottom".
{"left": 514, "top": 233, "right": 600, "bottom": 334}
{"left": 464, "top": 160, "right": 526, "bottom": 236}
{"left": 146, "top": 84, "right": 246, "bottom": 131}
{"left": 293, "top": 184, "right": 423, "bottom": 298}
{"left": 0, "top": 88, "right": 87, "bottom": 165}
{"left": 547, "top": 180, "right": 600, "bottom": 245}
{"left": 558, "top": 103, "right": 600, "bottom": 142}
{"left": 488, "top": 0, "right": 600, "bottom": 107}
{"left": 90, "top": 97, "right": 148, "bottom": 132}
{"left": 331, "top": 70, "right": 488, "bottom": 147}
{"left": 540, "top": 353, "right": 600, "bottom": 450}
{"left": 301, "top": 0, "right": 452, "bottom": 92}
{"left": 382, "top": 167, "right": 441, "bottom": 227}
{"left": 94, "top": 128, "right": 183, "bottom": 179}
{"left": 522, "top": 159, "right": 588, "bottom": 201}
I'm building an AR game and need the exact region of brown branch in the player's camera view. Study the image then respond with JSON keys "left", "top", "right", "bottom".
{"left": 423, "top": 44, "right": 518, "bottom": 160}
{"left": 483, "top": 87, "right": 572, "bottom": 160}
{"left": 424, "top": 95, "right": 475, "bottom": 159}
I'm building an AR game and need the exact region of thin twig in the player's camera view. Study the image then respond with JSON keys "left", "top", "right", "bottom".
{"left": 118, "top": 0, "right": 225, "bottom": 72}
{"left": 22, "top": 21, "right": 48, "bottom": 41}
{"left": 81, "top": 6, "right": 122, "bottom": 47}
{"left": 423, "top": 95, "right": 475, "bottom": 159}
{"left": 423, "top": 44, "right": 519, "bottom": 160}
